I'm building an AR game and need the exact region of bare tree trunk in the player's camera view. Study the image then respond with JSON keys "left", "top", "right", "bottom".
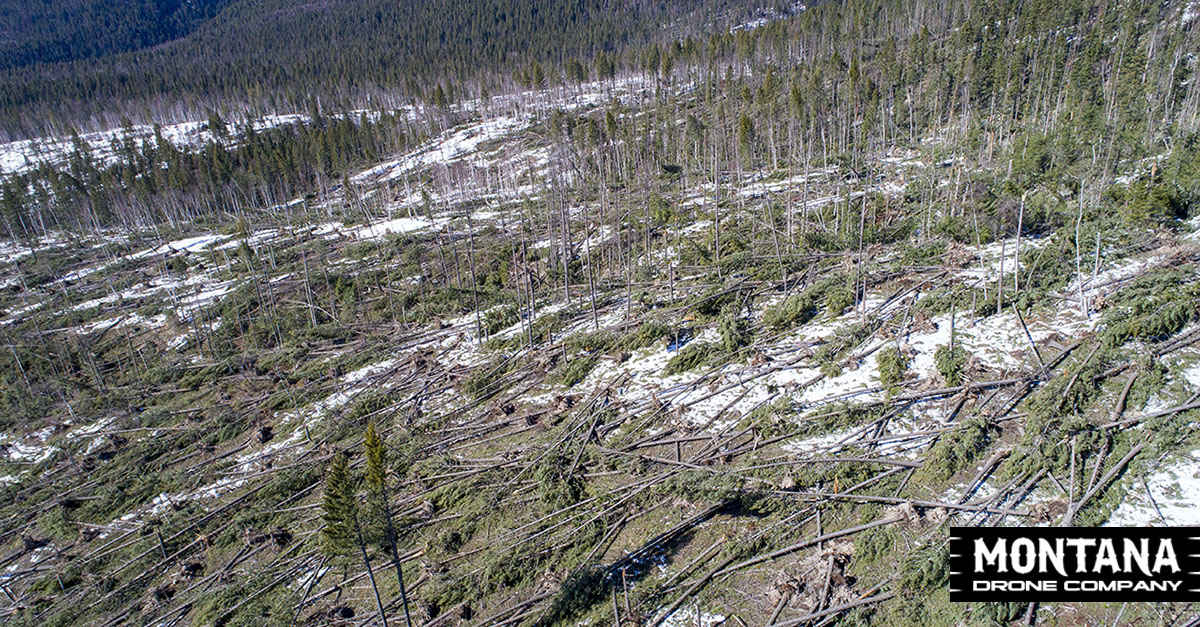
{"left": 355, "top": 527, "right": 389, "bottom": 627}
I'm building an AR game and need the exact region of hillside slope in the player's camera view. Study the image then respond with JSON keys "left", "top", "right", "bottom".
{"left": 0, "top": 0, "right": 1199, "bottom": 625}
{"left": 0, "top": 0, "right": 780, "bottom": 137}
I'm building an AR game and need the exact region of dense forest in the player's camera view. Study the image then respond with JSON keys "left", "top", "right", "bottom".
{"left": 0, "top": 0, "right": 1198, "bottom": 625}
{"left": 5, "top": 0, "right": 1198, "bottom": 234}
{"left": 0, "top": 0, "right": 785, "bottom": 137}
{"left": 0, "top": 0, "right": 239, "bottom": 69}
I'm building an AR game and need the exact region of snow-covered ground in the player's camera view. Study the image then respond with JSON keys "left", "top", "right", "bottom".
{"left": 352, "top": 216, "right": 434, "bottom": 239}
{"left": 656, "top": 606, "right": 726, "bottom": 627}
{"left": 0, "top": 70, "right": 1196, "bottom": 591}
{"left": 352, "top": 116, "right": 529, "bottom": 186}
{"left": 1109, "top": 449, "right": 1200, "bottom": 526}
{"left": 0, "top": 115, "right": 309, "bottom": 177}
{"left": 0, "top": 432, "right": 57, "bottom": 464}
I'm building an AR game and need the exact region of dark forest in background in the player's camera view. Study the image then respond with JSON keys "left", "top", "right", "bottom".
{"left": 3, "top": 0, "right": 1197, "bottom": 236}
{"left": 0, "top": 0, "right": 783, "bottom": 136}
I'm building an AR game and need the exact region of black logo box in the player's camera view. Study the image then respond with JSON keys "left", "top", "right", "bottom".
{"left": 950, "top": 527, "right": 1200, "bottom": 602}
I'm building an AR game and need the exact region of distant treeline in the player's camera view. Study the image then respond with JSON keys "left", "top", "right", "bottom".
{"left": 3, "top": 0, "right": 1199, "bottom": 237}
{"left": 1, "top": 110, "right": 420, "bottom": 233}
{"left": 0, "top": 0, "right": 779, "bottom": 137}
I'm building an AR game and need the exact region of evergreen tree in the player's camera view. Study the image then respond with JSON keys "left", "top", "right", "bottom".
{"left": 364, "top": 422, "right": 386, "bottom": 496}
{"left": 322, "top": 448, "right": 392, "bottom": 626}
{"left": 320, "top": 452, "right": 357, "bottom": 556}
{"left": 363, "top": 423, "right": 413, "bottom": 627}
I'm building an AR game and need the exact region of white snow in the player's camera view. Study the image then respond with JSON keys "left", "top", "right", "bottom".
{"left": 0, "top": 115, "right": 310, "bottom": 177}
{"left": 955, "top": 236, "right": 1050, "bottom": 283}
{"left": 0, "top": 431, "right": 57, "bottom": 464}
{"left": 55, "top": 232, "right": 229, "bottom": 285}
{"left": 656, "top": 606, "right": 726, "bottom": 627}
{"left": 353, "top": 217, "right": 433, "bottom": 239}
{"left": 352, "top": 116, "right": 527, "bottom": 185}
{"left": 1108, "top": 449, "right": 1200, "bottom": 526}
{"left": 1182, "top": 361, "right": 1200, "bottom": 389}
{"left": 127, "top": 234, "right": 229, "bottom": 260}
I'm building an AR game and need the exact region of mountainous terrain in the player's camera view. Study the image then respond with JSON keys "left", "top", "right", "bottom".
{"left": 0, "top": 0, "right": 239, "bottom": 69}
{"left": 1, "top": 0, "right": 1199, "bottom": 625}
{"left": 0, "top": 0, "right": 781, "bottom": 137}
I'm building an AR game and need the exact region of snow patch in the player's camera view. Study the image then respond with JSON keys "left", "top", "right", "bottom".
{"left": 1108, "top": 449, "right": 1200, "bottom": 526}
{"left": 353, "top": 217, "right": 433, "bottom": 239}
{"left": 655, "top": 606, "right": 726, "bottom": 627}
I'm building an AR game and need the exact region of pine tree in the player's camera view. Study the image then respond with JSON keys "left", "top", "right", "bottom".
{"left": 530, "top": 61, "right": 546, "bottom": 89}
{"left": 320, "top": 452, "right": 357, "bottom": 556}
{"left": 363, "top": 423, "right": 413, "bottom": 627}
{"left": 364, "top": 423, "right": 386, "bottom": 496}
{"left": 737, "top": 113, "right": 756, "bottom": 168}
{"left": 206, "top": 108, "right": 227, "bottom": 139}
{"left": 322, "top": 448, "right": 391, "bottom": 626}
{"left": 566, "top": 58, "right": 587, "bottom": 84}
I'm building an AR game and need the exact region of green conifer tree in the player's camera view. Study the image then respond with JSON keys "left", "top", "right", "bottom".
{"left": 363, "top": 423, "right": 413, "bottom": 627}
{"left": 322, "top": 449, "right": 392, "bottom": 626}
{"left": 320, "top": 452, "right": 357, "bottom": 556}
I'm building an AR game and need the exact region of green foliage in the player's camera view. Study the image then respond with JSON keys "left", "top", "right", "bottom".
{"left": 28, "top": 565, "right": 82, "bottom": 596}
{"left": 320, "top": 452, "right": 358, "bottom": 557}
{"left": 547, "top": 355, "right": 598, "bottom": 387}
{"left": 528, "top": 566, "right": 609, "bottom": 627}
{"left": 1007, "top": 131, "right": 1053, "bottom": 190}
{"left": 532, "top": 453, "right": 585, "bottom": 511}
{"left": 875, "top": 346, "right": 910, "bottom": 394}
{"left": 1107, "top": 180, "right": 1188, "bottom": 227}
{"left": 764, "top": 291, "right": 818, "bottom": 330}
{"left": 879, "top": 540, "right": 961, "bottom": 625}
{"left": 1125, "top": 360, "right": 1168, "bottom": 411}
{"left": 824, "top": 284, "right": 857, "bottom": 316}
{"left": 364, "top": 423, "right": 386, "bottom": 496}
{"left": 656, "top": 469, "right": 744, "bottom": 503}
{"left": 688, "top": 285, "right": 745, "bottom": 319}
{"left": 626, "top": 320, "right": 672, "bottom": 350}
{"left": 810, "top": 319, "right": 878, "bottom": 380}
{"left": 345, "top": 391, "right": 399, "bottom": 425}
{"left": 899, "top": 542, "right": 949, "bottom": 591}
{"left": 934, "top": 343, "right": 968, "bottom": 386}
{"left": 167, "top": 255, "right": 188, "bottom": 274}
{"left": 191, "top": 571, "right": 294, "bottom": 626}
{"left": 37, "top": 505, "right": 76, "bottom": 540}
{"left": 1002, "top": 344, "right": 1117, "bottom": 480}
{"left": 717, "top": 304, "right": 753, "bottom": 352}
{"left": 852, "top": 524, "right": 899, "bottom": 571}
{"left": 897, "top": 239, "right": 947, "bottom": 266}
{"left": 1101, "top": 272, "right": 1200, "bottom": 349}
{"left": 762, "top": 401, "right": 873, "bottom": 444}
{"left": 460, "top": 356, "right": 513, "bottom": 398}
{"left": 664, "top": 340, "right": 715, "bottom": 376}
{"left": 933, "top": 215, "right": 990, "bottom": 245}
{"left": 364, "top": 421, "right": 401, "bottom": 554}
{"left": 920, "top": 417, "right": 995, "bottom": 484}
{"left": 564, "top": 320, "right": 672, "bottom": 358}
{"left": 971, "top": 601, "right": 1027, "bottom": 624}
{"left": 648, "top": 193, "right": 675, "bottom": 225}
{"left": 484, "top": 305, "right": 519, "bottom": 336}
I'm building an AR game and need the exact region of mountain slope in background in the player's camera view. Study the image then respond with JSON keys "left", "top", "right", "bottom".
{"left": 0, "top": 0, "right": 1198, "bottom": 625}
{"left": 0, "top": 0, "right": 238, "bottom": 69}
{"left": 0, "top": 0, "right": 782, "bottom": 137}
